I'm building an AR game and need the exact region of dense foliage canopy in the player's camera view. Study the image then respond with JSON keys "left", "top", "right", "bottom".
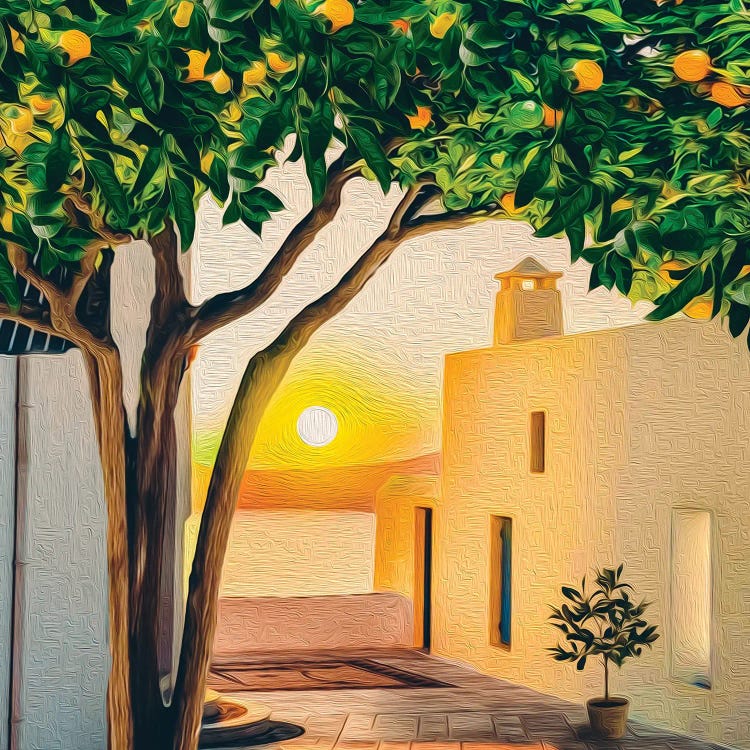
{"left": 2, "top": 0, "right": 750, "bottom": 337}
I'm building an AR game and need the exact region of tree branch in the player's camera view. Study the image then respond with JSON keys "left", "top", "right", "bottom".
{"left": 0, "top": 301, "right": 59, "bottom": 338}
{"left": 64, "top": 191, "right": 131, "bottom": 247}
{"left": 171, "top": 183, "right": 423, "bottom": 746}
{"left": 7, "top": 243, "right": 111, "bottom": 352}
{"left": 150, "top": 222, "right": 189, "bottom": 329}
{"left": 184, "top": 155, "right": 356, "bottom": 344}
{"left": 401, "top": 203, "right": 504, "bottom": 239}
{"left": 68, "top": 240, "right": 107, "bottom": 309}
{"left": 7, "top": 243, "right": 64, "bottom": 305}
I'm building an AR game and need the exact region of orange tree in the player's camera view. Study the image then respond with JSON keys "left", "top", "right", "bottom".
{"left": 1, "top": 0, "right": 749, "bottom": 747}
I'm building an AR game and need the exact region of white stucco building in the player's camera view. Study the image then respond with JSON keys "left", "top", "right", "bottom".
{"left": 376, "top": 259, "right": 750, "bottom": 748}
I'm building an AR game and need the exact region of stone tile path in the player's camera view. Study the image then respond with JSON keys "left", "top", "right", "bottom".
{"left": 217, "top": 649, "right": 728, "bottom": 750}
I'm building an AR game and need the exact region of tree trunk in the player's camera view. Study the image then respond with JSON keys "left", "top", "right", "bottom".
{"left": 83, "top": 347, "right": 134, "bottom": 750}
{"left": 129, "top": 348, "right": 186, "bottom": 748}
{"left": 171, "top": 346, "right": 296, "bottom": 750}
{"left": 129, "top": 223, "right": 190, "bottom": 748}
{"left": 604, "top": 656, "right": 609, "bottom": 701}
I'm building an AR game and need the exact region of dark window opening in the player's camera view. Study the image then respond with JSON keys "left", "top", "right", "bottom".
{"left": 490, "top": 516, "right": 512, "bottom": 648}
{"left": 530, "top": 410, "right": 546, "bottom": 473}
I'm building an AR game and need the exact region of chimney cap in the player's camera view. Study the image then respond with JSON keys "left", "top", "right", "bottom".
{"left": 494, "top": 256, "right": 563, "bottom": 280}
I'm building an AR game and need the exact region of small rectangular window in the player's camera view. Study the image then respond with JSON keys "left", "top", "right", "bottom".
{"left": 530, "top": 411, "right": 546, "bottom": 473}
{"left": 490, "top": 516, "right": 512, "bottom": 648}
{"left": 671, "top": 509, "right": 712, "bottom": 689}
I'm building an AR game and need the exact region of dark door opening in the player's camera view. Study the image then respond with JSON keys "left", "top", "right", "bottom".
{"left": 414, "top": 507, "right": 433, "bottom": 650}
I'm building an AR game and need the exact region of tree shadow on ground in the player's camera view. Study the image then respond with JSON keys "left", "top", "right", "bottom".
{"left": 200, "top": 720, "right": 305, "bottom": 749}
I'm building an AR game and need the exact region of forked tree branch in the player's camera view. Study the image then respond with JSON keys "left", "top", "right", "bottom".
{"left": 184, "top": 154, "right": 357, "bottom": 344}
{"left": 64, "top": 191, "right": 131, "bottom": 247}
{"left": 7, "top": 243, "right": 111, "bottom": 353}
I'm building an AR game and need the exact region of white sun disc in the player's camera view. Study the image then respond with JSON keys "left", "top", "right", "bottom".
{"left": 297, "top": 406, "right": 339, "bottom": 447}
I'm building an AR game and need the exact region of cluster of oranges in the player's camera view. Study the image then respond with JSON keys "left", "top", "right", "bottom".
{"left": 184, "top": 50, "right": 232, "bottom": 93}
{"left": 673, "top": 50, "right": 750, "bottom": 108}
{"left": 12, "top": 26, "right": 92, "bottom": 65}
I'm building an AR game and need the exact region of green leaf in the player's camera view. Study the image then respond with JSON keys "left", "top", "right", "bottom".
{"left": 349, "top": 125, "right": 392, "bottom": 194}
{"left": 729, "top": 303, "right": 750, "bottom": 338}
{"left": 299, "top": 102, "right": 334, "bottom": 205}
{"left": 87, "top": 158, "right": 129, "bottom": 225}
{"left": 535, "top": 186, "right": 592, "bottom": 239}
{"left": 131, "top": 147, "right": 163, "bottom": 199}
{"left": 45, "top": 137, "right": 72, "bottom": 193}
{"left": 0, "top": 250, "right": 20, "bottom": 311}
{"left": 646, "top": 266, "right": 705, "bottom": 321}
{"left": 169, "top": 173, "right": 196, "bottom": 251}
{"left": 583, "top": 8, "right": 641, "bottom": 33}
{"left": 515, "top": 148, "right": 551, "bottom": 209}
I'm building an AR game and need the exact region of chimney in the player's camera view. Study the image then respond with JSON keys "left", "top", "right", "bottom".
{"left": 493, "top": 257, "right": 563, "bottom": 345}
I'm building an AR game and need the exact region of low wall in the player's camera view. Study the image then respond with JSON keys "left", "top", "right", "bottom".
{"left": 213, "top": 592, "right": 413, "bottom": 656}
{"left": 185, "top": 510, "right": 376, "bottom": 598}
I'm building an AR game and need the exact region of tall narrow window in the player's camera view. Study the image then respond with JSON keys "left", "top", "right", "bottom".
{"left": 530, "top": 411, "right": 546, "bottom": 473}
{"left": 490, "top": 516, "right": 512, "bottom": 648}
{"left": 671, "top": 509, "right": 712, "bottom": 689}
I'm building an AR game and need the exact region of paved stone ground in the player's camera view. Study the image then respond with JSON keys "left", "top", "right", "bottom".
{"left": 218, "top": 649, "right": 727, "bottom": 750}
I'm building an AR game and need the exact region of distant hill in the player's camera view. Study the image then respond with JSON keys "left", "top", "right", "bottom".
{"left": 193, "top": 452, "right": 440, "bottom": 512}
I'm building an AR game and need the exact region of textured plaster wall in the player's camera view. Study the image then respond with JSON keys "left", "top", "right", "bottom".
{"left": 427, "top": 318, "right": 750, "bottom": 749}
{"left": 374, "top": 475, "right": 439, "bottom": 611}
{"left": 185, "top": 510, "right": 375, "bottom": 598}
{"left": 12, "top": 353, "right": 109, "bottom": 750}
{"left": 0, "top": 357, "right": 16, "bottom": 750}
{"left": 614, "top": 321, "right": 750, "bottom": 746}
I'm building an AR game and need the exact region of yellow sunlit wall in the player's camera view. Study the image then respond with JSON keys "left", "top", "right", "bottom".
{"left": 374, "top": 475, "right": 439, "bottom": 610}
{"left": 376, "top": 318, "right": 750, "bottom": 750}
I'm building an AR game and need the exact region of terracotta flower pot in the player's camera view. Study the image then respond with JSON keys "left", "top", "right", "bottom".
{"left": 586, "top": 697, "right": 630, "bottom": 739}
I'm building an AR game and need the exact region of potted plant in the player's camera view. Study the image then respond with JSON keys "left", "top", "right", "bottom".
{"left": 548, "top": 565, "right": 660, "bottom": 739}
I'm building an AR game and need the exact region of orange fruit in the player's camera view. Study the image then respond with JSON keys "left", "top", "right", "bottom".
{"left": 59, "top": 29, "right": 92, "bottom": 65}
{"left": 673, "top": 50, "right": 711, "bottom": 82}
{"left": 210, "top": 70, "right": 231, "bottom": 94}
{"left": 392, "top": 18, "right": 410, "bottom": 33}
{"left": 185, "top": 49, "right": 210, "bottom": 81}
{"left": 9, "top": 107, "right": 34, "bottom": 134}
{"left": 430, "top": 12, "right": 456, "bottom": 39}
{"left": 266, "top": 51, "right": 295, "bottom": 73}
{"left": 710, "top": 81, "right": 748, "bottom": 108}
{"left": 243, "top": 61, "right": 267, "bottom": 86}
{"left": 407, "top": 105, "right": 432, "bottom": 129}
{"left": 29, "top": 95, "right": 53, "bottom": 114}
{"left": 270, "top": 0, "right": 281, "bottom": 6}
{"left": 173, "top": 0, "right": 194, "bottom": 27}
{"left": 317, "top": 0, "right": 355, "bottom": 33}
{"left": 542, "top": 104, "right": 560, "bottom": 127}
{"left": 683, "top": 297, "right": 713, "bottom": 320}
{"left": 657, "top": 259, "right": 688, "bottom": 285}
{"left": 570, "top": 60, "right": 603, "bottom": 92}
{"left": 501, "top": 192, "right": 521, "bottom": 215}
{"left": 3, "top": 131, "right": 34, "bottom": 154}
{"left": 10, "top": 27, "right": 24, "bottom": 54}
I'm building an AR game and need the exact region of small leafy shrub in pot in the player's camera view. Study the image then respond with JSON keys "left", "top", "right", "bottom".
{"left": 548, "top": 565, "right": 660, "bottom": 739}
